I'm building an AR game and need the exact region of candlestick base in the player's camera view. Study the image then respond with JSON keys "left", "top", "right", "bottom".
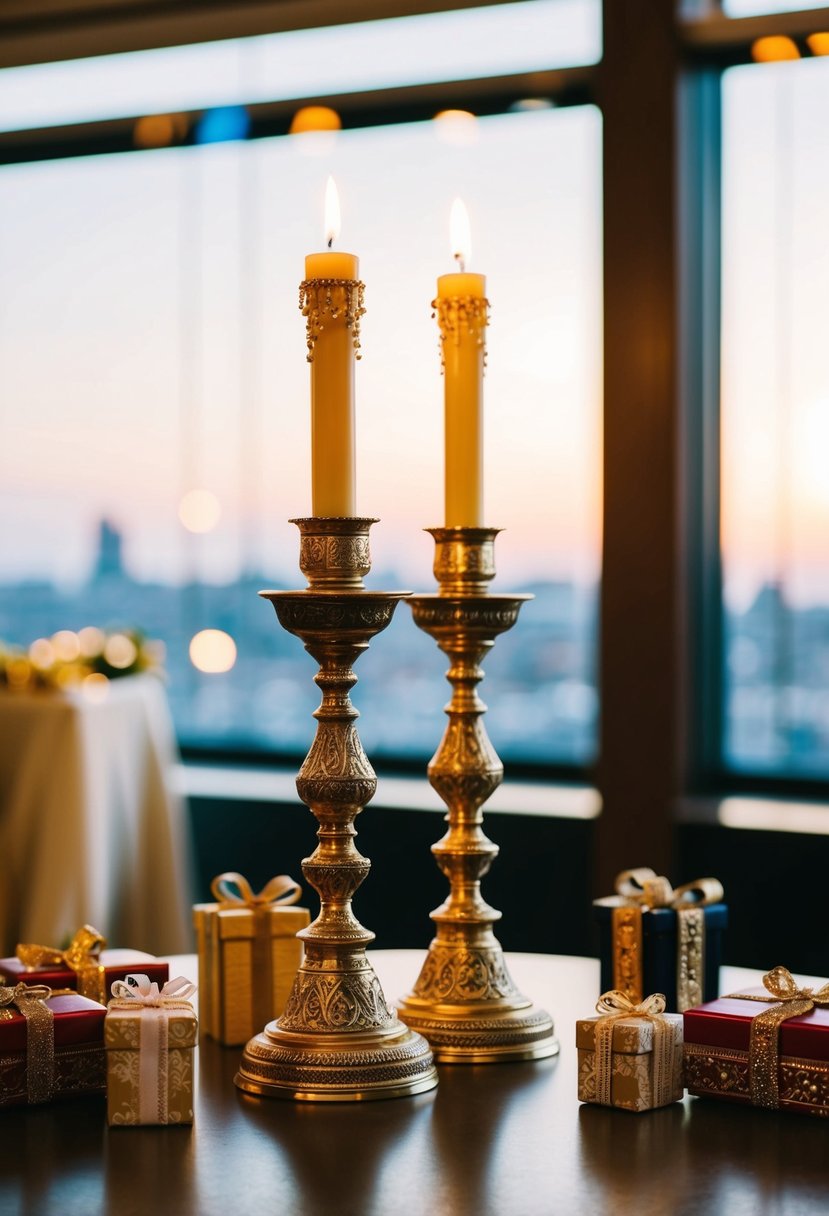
{"left": 396, "top": 528, "right": 559, "bottom": 1065}
{"left": 234, "top": 518, "right": 438, "bottom": 1102}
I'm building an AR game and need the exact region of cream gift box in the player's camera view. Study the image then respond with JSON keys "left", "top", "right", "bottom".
{"left": 105, "top": 974, "right": 197, "bottom": 1126}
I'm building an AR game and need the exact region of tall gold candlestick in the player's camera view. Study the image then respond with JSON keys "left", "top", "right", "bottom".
{"left": 396, "top": 527, "right": 559, "bottom": 1063}
{"left": 235, "top": 517, "right": 438, "bottom": 1101}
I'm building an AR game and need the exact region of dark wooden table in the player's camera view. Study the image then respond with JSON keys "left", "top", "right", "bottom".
{"left": 2, "top": 952, "right": 827, "bottom": 1216}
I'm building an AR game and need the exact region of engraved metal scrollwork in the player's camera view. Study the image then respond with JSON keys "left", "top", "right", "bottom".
{"left": 396, "top": 527, "right": 558, "bottom": 1064}
{"left": 234, "top": 518, "right": 438, "bottom": 1103}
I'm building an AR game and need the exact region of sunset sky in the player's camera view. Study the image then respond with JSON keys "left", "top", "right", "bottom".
{"left": 0, "top": 105, "right": 602, "bottom": 591}
{"left": 0, "top": 7, "right": 826, "bottom": 610}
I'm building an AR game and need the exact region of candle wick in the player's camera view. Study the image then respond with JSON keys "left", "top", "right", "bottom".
{"left": 327, "top": 236, "right": 333, "bottom": 249}
{"left": 454, "top": 252, "right": 465, "bottom": 273}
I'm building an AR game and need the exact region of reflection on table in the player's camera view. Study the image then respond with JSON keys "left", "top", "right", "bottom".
{"left": 0, "top": 674, "right": 192, "bottom": 956}
{"left": 2, "top": 951, "right": 828, "bottom": 1216}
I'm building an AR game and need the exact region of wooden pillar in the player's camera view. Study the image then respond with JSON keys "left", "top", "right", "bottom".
{"left": 595, "top": 0, "right": 682, "bottom": 892}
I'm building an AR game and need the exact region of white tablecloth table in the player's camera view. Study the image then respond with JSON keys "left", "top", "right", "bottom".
{"left": 0, "top": 674, "right": 192, "bottom": 957}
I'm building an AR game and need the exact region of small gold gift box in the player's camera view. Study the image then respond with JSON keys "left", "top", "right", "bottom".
{"left": 193, "top": 872, "right": 310, "bottom": 1046}
{"left": 577, "top": 991, "right": 684, "bottom": 1113}
{"left": 105, "top": 975, "right": 197, "bottom": 1126}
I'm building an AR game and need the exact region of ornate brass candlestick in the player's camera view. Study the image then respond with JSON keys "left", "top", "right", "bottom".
{"left": 235, "top": 518, "right": 438, "bottom": 1101}
{"left": 396, "top": 527, "right": 558, "bottom": 1063}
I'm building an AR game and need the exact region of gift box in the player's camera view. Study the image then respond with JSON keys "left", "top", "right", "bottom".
{"left": 594, "top": 867, "right": 727, "bottom": 1012}
{"left": 577, "top": 991, "right": 684, "bottom": 1113}
{"left": 0, "top": 984, "right": 106, "bottom": 1107}
{"left": 683, "top": 965, "right": 829, "bottom": 1117}
{"left": 193, "top": 872, "right": 309, "bottom": 1046}
{"left": 0, "top": 924, "right": 169, "bottom": 1005}
{"left": 105, "top": 974, "right": 197, "bottom": 1126}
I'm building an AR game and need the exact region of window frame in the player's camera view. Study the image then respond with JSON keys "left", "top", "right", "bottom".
{"left": 3, "top": 0, "right": 829, "bottom": 878}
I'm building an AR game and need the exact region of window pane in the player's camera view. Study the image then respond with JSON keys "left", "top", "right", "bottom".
{"left": 0, "top": 106, "right": 602, "bottom": 766}
{"left": 722, "top": 0, "right": 829, "bottom": 16}
{"left": 0, "top": 1, "right": 601, "bottom": 135}
{"left": 721, "top": 58, "right": 829, "bottom": 775}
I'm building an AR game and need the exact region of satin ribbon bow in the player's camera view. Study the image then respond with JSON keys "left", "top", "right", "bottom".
{"left": 615, "top": 867, "right": 724, "bottom": 909}
{"left": 725, "top": 966, "right": 829, "bottom": 1109}
{"left": 15, "top": 923, "right": 107, "bottom": 1001}
{"left": 0, "top": 982, "right": 55, "bottom": 1103}
{"left": 110, "top": 974, "right": 197, "bottom": 1007}
{"left": 592, "top": 989, "right": 675, "bottom": 1108}
{"left": 596, "top": 990, "right": 667, "bottom": 1019}
{"left": 210, "top": 872, "right": 302, "bottom": 909}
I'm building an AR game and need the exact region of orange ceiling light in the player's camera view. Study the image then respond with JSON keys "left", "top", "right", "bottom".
{"left": 289, "top": 105, "right": 342, "bottom": 134}
{"left": 751, "top": 36, "right": 800, "bottom": 63}
{"left": 807, "top": 32, "right": 829, "bottom": 56}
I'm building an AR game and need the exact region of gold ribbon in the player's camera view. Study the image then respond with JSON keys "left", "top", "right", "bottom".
{"left": 210, "top": 873, "right": 302, "bottom": 909}
{"left": 724, "top": 965, "right": 829, "bottom": 1109}
{"left": 16, "top": 924, "right": 107, "bottom": 1003}
{"left": 0, "top": 982, "right": 55, "bottom": 1103}
{"left": 611, "top": 868, "right": 724, "bottom": 1008}
{"left": 593, "top": 989, "right": 675, "bottom": 1108}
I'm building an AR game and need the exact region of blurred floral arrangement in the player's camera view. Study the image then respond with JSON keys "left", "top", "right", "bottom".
{"left": 0, "top": 627, "right": 165, "bottom": 693}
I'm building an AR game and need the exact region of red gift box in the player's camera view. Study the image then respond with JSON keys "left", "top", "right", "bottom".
{"left": 0, "top": 990, "right": 106, "bottom": 1107}
{"left": 684, "top": 976, "right": 829, "bottom": 1117}
{"left": 0, "top": 951, "right": 169, "bottom": 1004}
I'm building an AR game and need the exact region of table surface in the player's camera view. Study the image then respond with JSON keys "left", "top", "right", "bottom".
{"left": 2, "top": 951, "right": 828, "bottom": 1216}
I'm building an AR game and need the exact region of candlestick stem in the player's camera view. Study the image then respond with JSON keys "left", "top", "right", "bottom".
{"left": 396, "top": 527, "right": 558, "bottom": 1063}
{"left": 235, "top": 518, "right": 438, "bottom": 1101}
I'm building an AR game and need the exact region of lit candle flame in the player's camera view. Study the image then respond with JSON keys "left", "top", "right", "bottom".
{"left": 325, "top": 175, "right": 341, "bottom": 249}
{"left": 450, "top": 197, "right": 471, "bottom": 272}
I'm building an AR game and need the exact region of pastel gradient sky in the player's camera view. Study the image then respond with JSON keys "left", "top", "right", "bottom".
{"left": 0, "top": 8, "right": 827, "bottom": 611}
{"left": 0, "top": 106, "right": 602, "bottom": 590}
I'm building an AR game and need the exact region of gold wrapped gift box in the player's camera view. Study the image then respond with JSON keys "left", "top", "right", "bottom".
{"left": 193, "top": 873, "right": 310, "bottom": 1047}
{"left": 577, "top": 994, "right": 684, "bottom": 1113}
{"left": 105, "top": 977, "right": 197, "bottom": 1126}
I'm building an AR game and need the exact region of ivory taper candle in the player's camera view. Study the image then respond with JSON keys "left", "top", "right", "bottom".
{"left": 434, "top": 198, "right": 488, "bottom": 527}
{"left": 301, "top": 176, "right": 364, "bottom": 517}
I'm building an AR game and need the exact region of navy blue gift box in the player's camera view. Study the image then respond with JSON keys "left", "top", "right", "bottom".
{"left": 593, "top": 869, "right": 727, "bottom": 1012}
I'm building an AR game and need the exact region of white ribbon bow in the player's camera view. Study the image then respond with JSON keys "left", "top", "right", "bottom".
{"left": 110, "top": 973, "right": 197, "bottom": 1005}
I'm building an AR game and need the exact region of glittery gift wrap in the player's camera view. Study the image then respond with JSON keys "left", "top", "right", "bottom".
{"left": 105, "top": 1003, "right": 197, "bottom": 1126}
{"left": 576, "top": 1013, "right": 684, "bottom": 1112}
{"left": 593, "top": 899, "right": 727, "bottom": 1012}
{"left": 0, "top": 951, "right": 169, "bottom": 1005}
{"left": 0, "top": 993, "right": 106, "bottom": 1107}
{"left": 684, "top": 986, "right": 829, "bottom": 1118}
{"left": 192, "top": 902, "right": 309, "bottom": 1046}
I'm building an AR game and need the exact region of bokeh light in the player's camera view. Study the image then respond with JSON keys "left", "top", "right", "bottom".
{"left": 290, "top": 105, "right": 342, "bottom": 134}
{"left": 133, "top": 113, "right": 188, "bottom": 148}
{"left": 189, "top": 629, "right": 237, "bottom": 674}
{"left": 433, "top": 109, "right": 479, "bottom": 147}
{"left": 29, "top": 638, "right": 55, "bottom": 669}
{"left": 178, "top": 489, "right": 222, "bottom": 534}
{"left": 51, "top": 630, "right": 81, "bottom": 662}
{"left": 752, "top": 36, "right": 800, "bottom": 63}
{"left": 194, "top": 105, "right": 250, "bottom": 144}
{"left": 807, "top": 33, "right": 829, "bottom": 57}
{"left": 78, "top": 626, "right": 106, "bottom": 657}
{"left": 104, "top": 633, "right": 138, "bottom": 669}
{"left": 82, "top": 672, "right": 110, "bottom": 702}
